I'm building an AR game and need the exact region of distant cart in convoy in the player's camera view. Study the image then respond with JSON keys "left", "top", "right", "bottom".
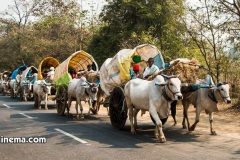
{"left": 38, "top": 51, "right": 99, "bottom": 115}
{"left": 37, "top": 57, "right": 60, "bottom": 81}
{"left": 0, "top": 71, "right": 12, "bottom": 96}
{"left": 19, "top": 66, "right": 38, "bottom": 101}
{"left": 33, "top": 57, "right": 60, "bottom": 109}
{"left": 9, "top": 66, "right": 28, "bottom": 98}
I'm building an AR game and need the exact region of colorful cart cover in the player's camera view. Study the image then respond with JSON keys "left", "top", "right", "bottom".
{"left": 11, "top": 66, "right": 28, "bottom": 80}
{"left": 1, "top": 71, "right": 11, "bottom": 80}
{"left": 53, "top": 50, "right": 99, "bottom": 88}
{"left": 99, "top": 44, "right": 165, "bottom": 96}
{"left": 37, "top": 57, "right": 60, "bottom": 80}
{"left": 21, "top": 66, "right": 38, "bottom": 84}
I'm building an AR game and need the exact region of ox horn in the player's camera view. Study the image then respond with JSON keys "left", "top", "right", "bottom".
{"left": 155, "top": 82, "right": 167, "bottom": 86}
{"left": 176, "top": 74, "right": 180, "bottom": 78}
{"left": 95, "top": 80, "right": 100, "bottom": 86}
{"left": 86, "top": 81, "right": 92, "bottom": 86}
{"left": 161, "top": 74, "right": 169, "bottom": 79}
{"left": 216, "top": 82, "right": 228, "bottom": 87}
{"left": 216, "top": 82, "right": 223, "bottom": 87}
{"left": 168, "top": 74, "right": 181, "bottom": 79}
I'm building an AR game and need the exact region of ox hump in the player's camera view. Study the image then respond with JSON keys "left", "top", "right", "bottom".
{"left": 130, "top": 78, "right": 149, "bottom": 87}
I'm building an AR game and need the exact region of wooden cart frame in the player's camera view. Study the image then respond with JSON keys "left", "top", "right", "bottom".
{"left": 99, "top": 44, "right": 166, "bottom": 130}
{"left": 51, "top": 51, "right": 99, "bottom": 115}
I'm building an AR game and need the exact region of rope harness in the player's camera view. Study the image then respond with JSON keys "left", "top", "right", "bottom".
{"left": 162, "top": 83, "right": 180, "bottom": 102}
{"left": 208, "top": 86, "right": 230, "bottom": 103}
{"left": 208, "top": 89, "right": 218, "bottom": 103}
{"left": 162, "top": 87, "right": 173, "bottom": 102}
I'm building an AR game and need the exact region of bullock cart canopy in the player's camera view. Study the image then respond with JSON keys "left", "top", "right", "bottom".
{"left": 1, "top": 71, "right": 12, "bottom": 79}
{"left": 37, "top": 57, "right": 60, "bottom": 80}
{"left": 100, "top": 44, "right": 165, "bottom": 96}
{"left": 53, "top": 50, "right": 99, "bottom": 88}
{"left": 53, "top": 50, "right": 99, "bottom": 116}
{"left": 11, "top": 66, "right": 28, "bottom": 80}
{"left": 21, "top": 66, "right": 38, "bottom": 82}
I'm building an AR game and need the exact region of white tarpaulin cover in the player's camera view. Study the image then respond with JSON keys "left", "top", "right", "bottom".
{"left": 100, "top": 44, "right": 164, "bottom": 96}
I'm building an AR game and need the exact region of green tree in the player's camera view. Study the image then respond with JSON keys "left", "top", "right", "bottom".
{"left": 87, "top": 0, "right": 193, "bottom": 65}
{"left": 0, "top": 0, "right": 42, "bottom": 70}
{"left": 0, "top": 0, "right": 90, "bottom": 70}
{"left": 183, "top": 0, "right": 231, "bottom": 82}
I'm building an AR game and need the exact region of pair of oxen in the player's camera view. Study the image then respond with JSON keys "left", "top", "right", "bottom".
{"left": 33, "top": 72, "right": 99, "bottom": 113}
{"left": 9, "top": 73, "right": 37, "bottom": 101}
{"left": 124, "top": 74, "right": 231, "bottom": 143}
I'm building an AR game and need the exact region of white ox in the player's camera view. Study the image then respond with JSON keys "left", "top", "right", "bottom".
{"left": 124, "top": 74, "right": 182, "bottom": 143}
{"left": 33, "top": 80, "right": 52, "bottom": 110}
{"left": 182, "top": 81, "right": 231, "bottom": 135}
{"left": 9, "top": 79, "right": 20, "bottom": 98}
{"left": 67, "top": 77, "right": 99, "bottom": 119}
{"left": 0, "top": 77, "right": 10, "bottom": 96}
{"left": 20, "top": 73, "right": 37, "bottom": 101}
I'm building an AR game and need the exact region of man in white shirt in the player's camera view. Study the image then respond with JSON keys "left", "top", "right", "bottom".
{"left": 143, "top": 58, "right": 159, "bottom": 79}
{"left": 46, "top": 67, "right": 55, "bottom": 82}
{"left": 16, "top": 70, "right": 22, "bottom": 84}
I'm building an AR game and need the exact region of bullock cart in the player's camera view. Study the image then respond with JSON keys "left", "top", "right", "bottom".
{"left": 53, "top": 51, "right": 99, "bottom": 116}
{"left": 99, "top": 44, "right": 170, "bottom": 130}
{"left": 100, "top": 44, "right": 202, "bottom": 130}
{"left": 19, "top": 66, "right": 38, "bottom": 101}
{"left": 33, "top": 57, "right": 60, "bottom": 109}
{"left": 9, "top": 66, "right": 28, "bottom": 98}
{"left": 0, "top": 71, "right": 12, "bottom": 96}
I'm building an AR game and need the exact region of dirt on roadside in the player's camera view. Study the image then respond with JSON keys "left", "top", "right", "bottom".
{"left": 174, "top": 100, "right": 240, "bottom": 136}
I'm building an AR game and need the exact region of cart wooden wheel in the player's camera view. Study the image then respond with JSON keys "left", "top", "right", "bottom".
{"left": 56, "top": 85, "right": 67, "bottom": 116}
{"left": 109, "top": 86, "right": 127, "bottom": 130}
{"left": 150, "top": 114, "right": 168, "bottom": 125}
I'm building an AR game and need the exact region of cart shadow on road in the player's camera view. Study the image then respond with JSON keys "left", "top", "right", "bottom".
{"left": 10, "top": 111, "right": 210, "bottom": 148}
{"left": 2, "top": 96, "right": 223, "bottom": 149}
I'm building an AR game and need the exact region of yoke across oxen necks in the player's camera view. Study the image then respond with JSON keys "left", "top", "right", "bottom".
{"left": 161, "top": 74, "right": 180, "bottom": 79}
{"left": 85, "top": 80, "right": 100, "bottom": 88}
{"left": 181, "top": 83, "right": 216, "bottom": 94}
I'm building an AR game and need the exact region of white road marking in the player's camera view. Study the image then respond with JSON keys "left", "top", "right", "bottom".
{"left": 3, "top": 104, "right": 11, "bottom": 109}
{"left": 54, "top": 128, "right": 88, "bottom": 144}
{"left": 19, "top": 113, "right": 33, "bottom": 119}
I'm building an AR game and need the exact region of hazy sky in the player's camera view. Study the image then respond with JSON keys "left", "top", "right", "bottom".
{"left": 0, "top": 0, "right": 12, "bottom": 12}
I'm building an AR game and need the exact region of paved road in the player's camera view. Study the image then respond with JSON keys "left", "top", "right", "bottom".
{"left": 0, "top": 95, "right": 239, "bottom": 160}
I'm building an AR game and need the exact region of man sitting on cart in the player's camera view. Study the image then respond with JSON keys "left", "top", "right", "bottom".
{"left": 143, "top": 57, "right": 159, "bottom": 79}
{"left": 16, "top": 70, "right": 22, "bottom": 89}
{"left": 46, "top": 67, "right": 55, "bottom": 82}
{"left": 130, "top": 64, "right": 140, "bottom": 79}
{"left": 76, "top": 70, "right": 85, "bottom": 79}
{"left": 86, "top": 64, "right": 94, "bottom": 73}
